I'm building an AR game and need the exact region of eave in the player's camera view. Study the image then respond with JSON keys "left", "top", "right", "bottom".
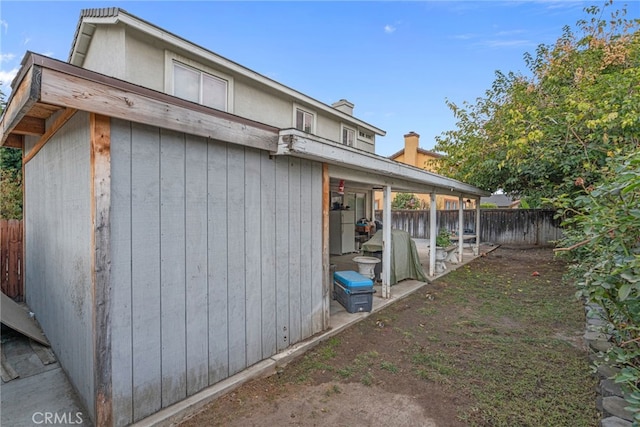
{"left": 275, "top": 129, "right": 490, "bottom": 199}
{"left": 1, "top": 52, "right": 279, "bottom": 152}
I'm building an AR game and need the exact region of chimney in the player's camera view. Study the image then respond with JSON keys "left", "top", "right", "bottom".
{"left": 332, "top": 99, "right": 354, "bottom": 116}
{"left": 404, "top": 131, "right": 420, "bottom": 167}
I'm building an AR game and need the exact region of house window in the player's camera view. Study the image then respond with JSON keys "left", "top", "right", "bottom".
{"left": 173, "top": 61, "right": 228, "bottom": 111}
{"left": 342, "top": 126, "right": 356, "bottom": 147}
{"left": 294, "top": 105, "right": 315, "bottom": 133}
{"left": 358, "top": 130, "right": 373, "bottom": 141}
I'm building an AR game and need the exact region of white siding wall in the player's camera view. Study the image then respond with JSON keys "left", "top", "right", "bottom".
{"left": 110, "top": 119, "right": 324, "bottom": 425}
{"left": 24, "top": 112, "right": 95, "bottom": 420}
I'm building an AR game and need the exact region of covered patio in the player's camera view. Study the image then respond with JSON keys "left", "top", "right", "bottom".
{"left": 329, "top": 238, "right": 497, "bottom": 321}
{"left": 276, "top": 129, "right": 491, "bottom": 303}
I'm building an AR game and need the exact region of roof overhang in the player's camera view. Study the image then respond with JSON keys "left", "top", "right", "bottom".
{"left": 1, "top": 52, "right": 279, "bottom": 152}
{"left": 275, "top": 129, "right": 490, "bottom": 199}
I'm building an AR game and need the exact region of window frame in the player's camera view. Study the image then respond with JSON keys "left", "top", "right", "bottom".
{"left": 341, "top": 124, "right": 356, "bottom": 147}
{"left": 165, "top": 51, "right": 234, "bottom": 112}
{"left": 293, "top": 103, "right": 316, "bottom": 134}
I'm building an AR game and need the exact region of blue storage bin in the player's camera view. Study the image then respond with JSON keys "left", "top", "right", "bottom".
{"left": 333, "top": 271, "right": 373, "bottom": 292}
{"left": 333, "top": 271, "right": 374, "bottom": 313}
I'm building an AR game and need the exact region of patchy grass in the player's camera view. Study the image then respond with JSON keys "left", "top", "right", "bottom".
{"left": 185, "top": 248, "right": 599, "bottom": 427}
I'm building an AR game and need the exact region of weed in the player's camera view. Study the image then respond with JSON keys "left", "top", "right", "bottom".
{"left": 380, "top": 361, "right": 399, "bottom": 373}
{"left": 361, "top": 372, "right": 373, "bottom": 386}
{"left": 337, "top": 366, "right": 353, "bottom": 378}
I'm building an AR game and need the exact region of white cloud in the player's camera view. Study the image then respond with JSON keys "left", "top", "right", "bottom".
{"left": 0, "top": 53, "right": 16, "bottom": 63}
{"left": 481, "top": 39, "right": 534, "bottom": 48}
{"left": 0, "top": 67, "right": 19, "bottom": 86}
{"left": 384, "top": 24, "right": 396, "bottom": 34}
{"left": 1, "top": 19, "right": 7, "bottom": 33}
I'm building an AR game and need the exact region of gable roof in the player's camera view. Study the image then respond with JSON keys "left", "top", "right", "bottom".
{"left": 68, "top": 7, "right": 386, "bottom": 137}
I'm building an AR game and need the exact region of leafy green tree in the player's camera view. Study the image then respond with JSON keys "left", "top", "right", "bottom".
{"left": 434, "top": 2, "right": 639, "bottom": 207}
{"left": 391, "top": 193, "right": 423, "bottom": 210}
{"left": 0, "top": 86, "right": 23, "bottom": 219}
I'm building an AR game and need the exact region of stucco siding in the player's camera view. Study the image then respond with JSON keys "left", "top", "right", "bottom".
{"left": 124, "top": 28, "right": 165, "bottom": 92}
{"left": 82, "top": 25, "right": 126, "bottom": 79}
{"left": 24, "top": 111, "right": 95, "bottom": 420}
{"left": 114, "top": 30, "right": 375, "bottom": 152}
{"left": 109, "top": 118, "right": 325, "bottom": 425}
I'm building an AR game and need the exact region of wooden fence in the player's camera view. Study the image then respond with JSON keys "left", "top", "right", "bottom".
{"left": 377, "top": 209, "right": 563, "bottom": 246}
{"left": 0, "top": 219, "right": 23, "bottom": 300}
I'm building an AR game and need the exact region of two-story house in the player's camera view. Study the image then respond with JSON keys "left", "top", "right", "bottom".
{"left": 0, "top": 7, "right": 488, "bottom": 426}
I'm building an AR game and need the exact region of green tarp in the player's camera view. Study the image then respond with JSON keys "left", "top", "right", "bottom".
{"left": 361, "top": 229, "right": 428, "bottom": 285}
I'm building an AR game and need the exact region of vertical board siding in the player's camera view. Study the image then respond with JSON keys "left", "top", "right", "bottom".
{"left": 110, "top": 119, "right": 133, "bottom": 426}
{"left": 159, "top": 129, "right": 187, "bottom": 406}
{"left": 185, "top": 135, "right": 209, "bottom": 396}
{"left": 207, "top": 140, "right": 229, "bottom": 384}
{"left": 287, "top": 158, "right": 302, "bottom": 346}
{"left": 130, "top": 122, "right": 162, "bottom": 421}
{"left": 108, "top": 121, "right": 324, "bottom": 424}
{"left": 275, "top": 156, "right": 291, "bottom": 351}
{"left": 299, "top": 159, "right": 313, "bottom": 340}
{"left": 226, "top": 145, "right": 247, "bottom": 376}
{"left": 24, "top": 112, "right": 95, "bottom": 420}
{"left": 260, "top": 154, "right": 277, "bottom": 358}
{"left": 244, "top": 148, "right": 262, "bottom": 367}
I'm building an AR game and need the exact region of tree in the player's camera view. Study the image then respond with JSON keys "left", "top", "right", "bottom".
{"left": 434, "top": 2, "right": 639, "bottom": 207}
{"left": 391, "top": 193, "right": 424, "bottom": 210}
{"left": 0, "top": 86, "right": 23, "bottom": 219}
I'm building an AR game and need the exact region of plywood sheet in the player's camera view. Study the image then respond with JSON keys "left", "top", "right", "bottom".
{"left": 1, "top": 292, "right": 49, "bottom": 346}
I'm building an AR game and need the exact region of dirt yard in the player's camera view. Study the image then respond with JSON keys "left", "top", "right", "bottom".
{"left": 180, "top": 247, "right": 599, "bottom": 427}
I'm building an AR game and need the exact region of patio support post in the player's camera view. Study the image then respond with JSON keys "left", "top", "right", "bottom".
{"left": 475, "top": 198, "right": 481, "bottom": 256}
{"left": 429, "top": 191, "right": 436, "bottom": 277}
{"left": 458, "top": 196, "right": 464, "bottom": 262}
{"left": 382, "top": 185, "right": 392, "bottom": 298}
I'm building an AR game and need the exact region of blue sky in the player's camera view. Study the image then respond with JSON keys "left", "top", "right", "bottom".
{"left": 1, "top": 1, "right": 637, "bottom": 156}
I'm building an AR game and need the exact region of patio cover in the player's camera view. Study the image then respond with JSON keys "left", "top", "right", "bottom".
{"left": 361, "top": 229, "right": 428, "bottom": 285}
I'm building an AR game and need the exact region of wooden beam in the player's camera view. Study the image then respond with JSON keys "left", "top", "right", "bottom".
{"left": 23, "top": 109, "right": 78, "bottom": 164}
{"left": 0, "top": 66, "right": 40, "bottom": 146}
{"left": 90, "top": 113, "right": 113, "bottom": 427}
{"left": 322, "top": 163, "right": 330, "bottom": 329}
{"left": 3, "top": 135, "right": 23, "bottom": 149}
{"left": 39, "top": 68, "right": 279, "bottom": 152}
{"left": 12, "top": 116, "right": 46, "bottom": 136}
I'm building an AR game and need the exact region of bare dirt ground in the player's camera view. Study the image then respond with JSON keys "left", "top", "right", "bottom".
{"left": 180, "top": 247, "right": 596, "bottom": 427}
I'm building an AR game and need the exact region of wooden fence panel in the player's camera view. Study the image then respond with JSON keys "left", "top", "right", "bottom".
{"left": 0, "top": 219, "right": 23, "bottom": 300}
{"left": 377, "top": 209, "right": 563, "bottom": 246}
